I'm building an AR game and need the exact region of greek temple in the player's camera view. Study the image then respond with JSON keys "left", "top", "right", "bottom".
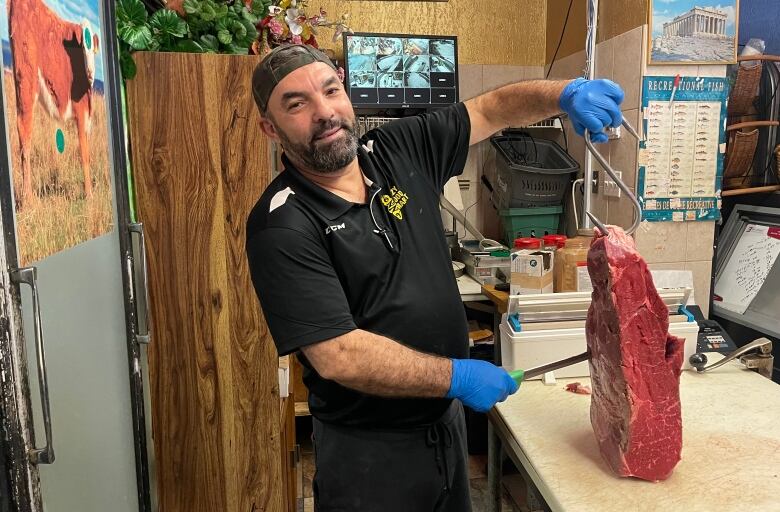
{"left": 663, "top": 7, "right": 728, "bottom": 38}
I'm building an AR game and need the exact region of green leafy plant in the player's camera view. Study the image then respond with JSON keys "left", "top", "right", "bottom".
{"left": 183, "top": 0, "right": 270, "bottom": 53}
{"left": 116, "top": 0, "right": 271, "bottom": 78}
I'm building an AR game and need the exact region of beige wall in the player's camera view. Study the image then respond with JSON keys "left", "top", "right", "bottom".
{"left": 316, "top": 0, "right": 547, "bottom": 65}
{"left": 546, "top": 0, "right": 587, "bottom": 65}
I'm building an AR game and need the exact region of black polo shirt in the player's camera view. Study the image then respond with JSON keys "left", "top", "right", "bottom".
{"left": 246, "top": 103, "right": 471, "bottom": 428}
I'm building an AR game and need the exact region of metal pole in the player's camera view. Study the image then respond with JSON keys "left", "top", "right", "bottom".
{"left": 581, "top": 0, "right": 599, "bottom": 231}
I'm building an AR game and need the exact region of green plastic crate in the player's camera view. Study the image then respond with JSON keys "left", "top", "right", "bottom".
{"left": 498, "top": 206, "right": 563, "bottom": 245}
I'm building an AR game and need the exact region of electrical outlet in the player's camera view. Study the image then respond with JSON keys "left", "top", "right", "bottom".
{"left": 604, "top": 171, "right": 622, "bottom": 198}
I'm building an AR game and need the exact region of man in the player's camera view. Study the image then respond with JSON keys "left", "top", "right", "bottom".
{"left": 246, "top": 44, "right": 623, "bottom": 511}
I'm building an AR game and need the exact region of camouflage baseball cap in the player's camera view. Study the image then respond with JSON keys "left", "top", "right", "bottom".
{"left": 252, "top": 44, "right": 336, "bottom": 114}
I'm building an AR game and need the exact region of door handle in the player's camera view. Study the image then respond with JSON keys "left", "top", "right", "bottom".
{"left": 10, "top": 266, "right": 54, "bottom": 464}
{"left": 128, "top": 223, "right": 151, "bottom": 345}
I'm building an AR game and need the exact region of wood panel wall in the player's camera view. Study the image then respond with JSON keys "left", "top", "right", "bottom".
{"left": 597, "top": 0, "right": 648, "bottom": 42}
{"left": 127, "top": 51, "right": 284, "bottom": 512}
{"left": 315, "top": 0, "right": 547, "bottom": 66}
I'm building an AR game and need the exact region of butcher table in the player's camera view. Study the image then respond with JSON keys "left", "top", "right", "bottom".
{"left": 486, "top": 354, "right": 780, "bottom": 511}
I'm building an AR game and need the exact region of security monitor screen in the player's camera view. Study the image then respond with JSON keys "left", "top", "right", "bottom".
{"left": 344, "top": 33, "right": 459, "bottom": 107}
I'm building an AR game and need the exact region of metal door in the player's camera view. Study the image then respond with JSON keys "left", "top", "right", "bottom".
{"left": 0, "top": 0, "right": 151, "bottom": 510}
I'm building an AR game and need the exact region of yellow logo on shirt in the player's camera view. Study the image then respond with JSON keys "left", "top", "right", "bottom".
{"left": 381, "top": 186, "right": 408, "bottom": 220}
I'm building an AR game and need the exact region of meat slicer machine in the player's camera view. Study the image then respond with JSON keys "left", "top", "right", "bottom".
{"left": 690, "top": 338, "right": 774, "bottom": 380}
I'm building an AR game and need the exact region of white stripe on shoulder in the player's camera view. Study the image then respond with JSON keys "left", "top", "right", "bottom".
{"left": 269, "top": 187, "right": 295, "bottom": 213}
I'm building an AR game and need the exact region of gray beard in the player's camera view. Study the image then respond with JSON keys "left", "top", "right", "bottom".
{"left": 278, "top": 120, "right": 359, "bottom": 174}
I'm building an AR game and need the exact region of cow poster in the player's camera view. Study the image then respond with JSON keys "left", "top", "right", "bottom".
{"left": 1, "top": 0, "right": 113, "bottom": 265}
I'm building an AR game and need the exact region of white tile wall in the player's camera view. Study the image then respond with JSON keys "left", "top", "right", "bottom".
{"left": 613, "top": 26, "right": 644, "bottom": 110}
{"left": 458, "top": 64, "right": 483, "bottom": 101}
{"left": 634, "top": 221, "right": 689, "bottom": 263}
{"left": 685, "top": 260, "right": 714, "bottom": 317}
{"left": 455, "top": 65, "right": 546, "bottom": 239}
{"left": 686, "top": 221, "right": 716, "bottom": 261}
{"left": 482, "top": 65, "right": 525, "bottom": 92}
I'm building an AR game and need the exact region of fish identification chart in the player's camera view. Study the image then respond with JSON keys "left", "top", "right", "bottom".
{"left": 639, "top": 76, "right": 729, "bottom": 222}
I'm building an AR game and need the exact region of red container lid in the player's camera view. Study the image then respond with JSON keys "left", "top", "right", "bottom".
{"left": 513, "top": 237, "right": 542, "bottom": 249}
{"left": 543, "top": 234, "right": 567, "bottom": 248}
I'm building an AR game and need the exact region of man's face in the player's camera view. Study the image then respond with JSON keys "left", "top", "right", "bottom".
{"left": 261, "top": 62, "right": 358, "bottom": 174}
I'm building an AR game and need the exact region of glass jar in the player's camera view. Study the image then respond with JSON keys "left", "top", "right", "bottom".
{"left": 542, "top": 234, "right": 567, "bottom": 251}
{"left": 554, "top": 236, "right": 590, "bottom": 292}
{"left": 513, "top": 237, "right": 542, "bottom": 251}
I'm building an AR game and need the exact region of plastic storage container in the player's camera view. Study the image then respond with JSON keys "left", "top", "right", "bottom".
{"left": 554, "top": 236, "right": 590, "bottom": 293}
{"left": 490, "top": 132, "right": 579, "bottom": 210}
{"left": 498, "top": 206, "right": 562, "bottom": 245}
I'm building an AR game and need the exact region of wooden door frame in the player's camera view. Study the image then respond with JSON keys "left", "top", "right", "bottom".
{"left": 100, "top": 0, "right": 153, "bottom": 510}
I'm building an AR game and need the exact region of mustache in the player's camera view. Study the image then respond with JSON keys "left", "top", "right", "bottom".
{"left": 311, "top": 118, "right": 354, "bottom": 143}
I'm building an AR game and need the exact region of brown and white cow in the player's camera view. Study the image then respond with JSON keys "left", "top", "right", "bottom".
{"left": 8, "top": 0, "right": 100, "bottom": 207}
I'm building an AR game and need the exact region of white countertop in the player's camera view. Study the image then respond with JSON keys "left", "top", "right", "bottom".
{"left": 491, "top": 355, "right": 780, "bottom": 512}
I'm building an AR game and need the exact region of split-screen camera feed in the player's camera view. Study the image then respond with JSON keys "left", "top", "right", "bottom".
{"left": 346, "top": 34, "right": 457, "bottom": 106}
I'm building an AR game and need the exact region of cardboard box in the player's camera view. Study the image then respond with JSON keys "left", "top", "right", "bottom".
{"left": 510, "top": 249, "right": 554, "bottom": 295}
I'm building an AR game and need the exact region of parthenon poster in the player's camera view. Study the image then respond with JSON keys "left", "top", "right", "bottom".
{"left": 650, "top": 1, "right": 738, "bottom": 64}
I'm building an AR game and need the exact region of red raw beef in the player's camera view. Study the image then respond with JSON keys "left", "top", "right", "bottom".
{"left": 585, "top": 226, "right": 684, "bottom": 481}
{"left": 565, "top": 382, "right": 591, "bottom": 395}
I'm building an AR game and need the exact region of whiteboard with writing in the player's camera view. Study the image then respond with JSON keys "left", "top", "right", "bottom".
{"left": 714, "top": 224, "right": 780, "bottom": 315}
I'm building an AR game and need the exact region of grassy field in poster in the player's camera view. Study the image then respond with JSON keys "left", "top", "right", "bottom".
{"left": 4, "top": 69, "right": 113, "bottom": 265}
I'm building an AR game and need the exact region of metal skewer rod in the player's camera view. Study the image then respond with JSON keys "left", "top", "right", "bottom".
{"left": 581, "top": 0, "right": 600, "bottom": 230}
{"left": 583, "top": 118, "right": 643, "bottom": 236}
{"left": 585, "top": 211, "right": 609, "bottom": 237}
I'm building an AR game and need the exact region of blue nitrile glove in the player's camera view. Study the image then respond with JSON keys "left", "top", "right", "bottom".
{"left": 559, "top": 78, "right": 625, "bottom": 143}
{"left": 446, "top": 359, "right": 519, "bottom": 413}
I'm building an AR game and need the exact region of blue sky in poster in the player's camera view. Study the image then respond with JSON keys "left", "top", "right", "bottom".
{"left": 652, "top": 1, "right": 737, "bottom": 38}
{"left": 0, "top": 0, "right": 104, "bottom": 82}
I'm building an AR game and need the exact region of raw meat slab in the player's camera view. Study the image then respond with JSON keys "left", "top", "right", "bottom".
{"left": 585, "top": 227, "right": 684, "bottom": 481}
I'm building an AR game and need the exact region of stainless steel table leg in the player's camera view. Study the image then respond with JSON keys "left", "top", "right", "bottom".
{"left": 487, "top": 422, "right": 502, "bottom": 512}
